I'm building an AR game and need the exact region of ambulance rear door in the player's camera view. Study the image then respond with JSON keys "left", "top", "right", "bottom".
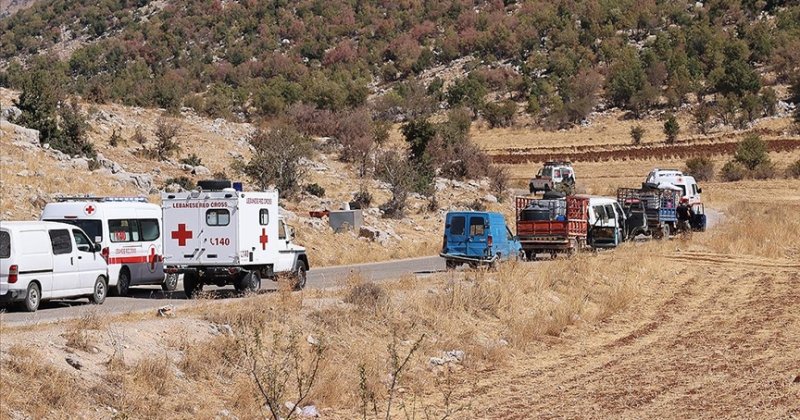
{"left": 162, "top": 196, "right": 205, "bottom": 266}
{"left": 198, "top": 198, "right": 239, "bottom": 265}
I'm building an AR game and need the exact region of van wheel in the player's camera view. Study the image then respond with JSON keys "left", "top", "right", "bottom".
{"left": 161, "top": 274, "right": 178, "bottom": 292}
{"left": 183, "top": 272, "right": 202, "bottom": 298}
{"left": 293, "top": 262, "right": 307, "bottom": 291}
{"left": 89, "top": 276, "right": 107, "bottom": 304}
{"left": 114, "top": 269, "right": 130, "bottom": 296}
{"left": 23, "top": 283, "right": 40, "bottom": 312}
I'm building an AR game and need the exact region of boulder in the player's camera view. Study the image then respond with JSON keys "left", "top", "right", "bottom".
{"left": 157, "top": 305, "right": 176, "bottom": 318}
{"left": 115, "top": 172, "right": 153, "bottom": 192}
{"left": 1, "top": 106, "right": 21, "bottom": 121}
{"left": 359, "top": 226, "right": 391, "bottom": 245}
{"left": 483, "top": 194, "right": 498, "bottom": 203}
{"left": 191, "top": 165, "right": 211, "bottom": 175}
{"left": 71, "top": 157, "right": 90, "bottom": 171}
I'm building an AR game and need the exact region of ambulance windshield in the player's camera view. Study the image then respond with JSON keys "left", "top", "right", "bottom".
{"left": 46, "top": 219, "right": 103, "bottom": 243}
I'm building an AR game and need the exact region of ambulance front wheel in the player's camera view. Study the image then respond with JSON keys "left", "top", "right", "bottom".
{"left": 183, "top": 272, "right": 202, "bottom": 299}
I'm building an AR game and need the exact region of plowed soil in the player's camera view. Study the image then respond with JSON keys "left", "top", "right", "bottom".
{"left": 457, "top": 251, "right": 800, "bottom": 418}
{"left": 491, "top": 138, "right": 800, "bottom": 164}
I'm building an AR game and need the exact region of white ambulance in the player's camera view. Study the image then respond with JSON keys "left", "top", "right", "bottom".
{"left": 645, "top": 169, "right": 702, "bottom": 204}
{"left": 40, "top": 197, "right": 174, "bottom": 296}
{"left": 161, "top": 181, "right": 309, "bottom": 298}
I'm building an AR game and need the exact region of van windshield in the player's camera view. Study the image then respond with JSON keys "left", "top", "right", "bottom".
{"left": 45, "top": 219, "right": 103, "bottom": 242}
{"left": 538, "top": 167, "right": 553, "bottom": 177}
{"left": 0, "top": 231, "right": 9, "bottom": 259}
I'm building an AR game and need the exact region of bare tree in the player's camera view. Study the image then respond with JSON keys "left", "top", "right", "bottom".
{"left": 239, "top": 125, "right": 313, "bottom": 198}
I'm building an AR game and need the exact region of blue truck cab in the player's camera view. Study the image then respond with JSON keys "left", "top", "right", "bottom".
{"left": 440, "top": 211, "right": 522, "bottom": 269}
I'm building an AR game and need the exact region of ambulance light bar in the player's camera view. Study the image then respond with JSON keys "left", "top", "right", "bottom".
{"left": 55, "top": 196, "right": 149, "bottom": 203}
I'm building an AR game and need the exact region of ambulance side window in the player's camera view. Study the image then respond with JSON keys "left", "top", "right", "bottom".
{"left": 140, "top": 219, "right": 160, "bottom": 241}
{"left": 259, "top": 209, "right": 269, "bottom": 225}
{"left": 109, "top": 219, "right": 141, "bottom": 242}
{"left": 279, "top": 220, "right": 286, "bottom": 240}
{"left": 206, "top": 209, "right": 230, "bottom": 226}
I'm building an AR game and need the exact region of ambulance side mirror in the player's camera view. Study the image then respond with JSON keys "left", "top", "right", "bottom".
{"left": 93, "top": 243, "right": 102, "bottom": 252}
{"left": 287, "top": 226, "right": 295, "bottom": 243}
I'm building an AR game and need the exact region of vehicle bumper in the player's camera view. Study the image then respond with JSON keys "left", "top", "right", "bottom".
{"left": 439, "top": 253, "right": 497, "bottom": 264}
{"left": 0, "top": 289, "right": 26, "bottom": 304}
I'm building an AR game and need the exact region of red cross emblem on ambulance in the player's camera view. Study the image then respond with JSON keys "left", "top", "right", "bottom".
{"left": 84, "top": 204, "right": 96, "bottom": 216}
{"left": 259, "top": 228, "right": 268, "bottom": 250}
{"left": 147, "top": 245, "right": 158, "bottom": 272}
{"left": 171, "top": 224, "right": 193, "bottom": 247}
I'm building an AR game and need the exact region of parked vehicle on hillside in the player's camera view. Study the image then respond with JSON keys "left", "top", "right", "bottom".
{"left": 529, "top": 161, "right": 576, "bottom": 194}
{"left": 616, "top": 187, "right": 680, "bottom": 239}
{"left": 162, "top": 180, "right": 309, "bottom": 298}
{"left": 645, "top": 168, "right": 702, "bottom": 203}
{"left": 515, "top": 196, "right": 589, "bottom": 259}
{"left": 440, "top": 211, "right": 522, "bottom": 269}
{"left": 0, "top": 221, "right": 108, "bottom": 312}
{"left": 41, "top": 197, "right": 174, "bottom": 295}
{"left": 586, "top": 196, "right": 636, "bottom": 248}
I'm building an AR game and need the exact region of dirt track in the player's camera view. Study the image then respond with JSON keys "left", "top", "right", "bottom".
{"left": 460, "top": 250, "right": 800, "bottom": 418}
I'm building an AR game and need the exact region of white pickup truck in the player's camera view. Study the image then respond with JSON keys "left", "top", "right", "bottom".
{"left": 161, "top": 181, "right": 309, "bottom": 297}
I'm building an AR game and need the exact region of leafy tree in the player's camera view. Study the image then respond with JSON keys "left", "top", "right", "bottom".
{"left": 53, "top": 99, "right": 95, "bottom": 158}
{"left": 606, "top": 48, "right": 646, "bottom": 109}
{"left": 153, "top": 118, "right": 181, "bottom": 161}
{"left": 694, "top": 101, "right": 714, "bottom": 135}
{"left": 685, "top": 157, "right": 714, "bottom": 181}
{"left": 13, "top": 59, "right": 65, "bottom": 145}
{"left": 446, "top": 76, "right": 487, "bottom": 115}
{"left": 663, "top": 114, "right": 680, "bottom": 143}
{"left": 239, "top": 126, "right": 313, "bottom": 198}
{"left": 714, "top": 39, "right": 761, "bottom": 96}
{"left": 400, "top": 119, "right": 436, "bottom": 161}
{"left": 760, "top": 87, "right": 778, "bottom": 116}
{"left": 483, "top": 100, "right": 517, "bottom": 128}
{"left": 734, "top": 134, "right": 769, "bottom": 170}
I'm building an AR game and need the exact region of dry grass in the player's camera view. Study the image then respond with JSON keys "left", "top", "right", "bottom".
{"left": 63, "top": 308, "right": 104, "bottom": 352}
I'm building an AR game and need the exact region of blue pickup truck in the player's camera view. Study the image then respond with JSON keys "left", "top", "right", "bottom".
{"left": 440, "top": 211, "right": 523, "bottom": 269}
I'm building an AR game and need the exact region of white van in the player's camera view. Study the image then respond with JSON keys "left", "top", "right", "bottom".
{"left": 587, "top": 197, "right": 628, "bottom": 248}
{"left": 41, "top": 197, "right": 173, "bottom": 296}
{"left": 645, "top": 169, "right": 702, "bottom": 203}
{"left": 0, "top": 221, "right": 108, "bottom": 312}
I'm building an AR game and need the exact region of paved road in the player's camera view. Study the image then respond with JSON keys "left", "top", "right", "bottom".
{"left": 0, "top": 208, "right": 725, "bottom": 327}
{"left": 0, "top": 256, "right": 445, "bottom": 327}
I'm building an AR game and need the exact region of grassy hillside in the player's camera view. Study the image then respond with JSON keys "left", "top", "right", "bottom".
{"left": 1, "top": 1, "right": 798, "bottom": 125}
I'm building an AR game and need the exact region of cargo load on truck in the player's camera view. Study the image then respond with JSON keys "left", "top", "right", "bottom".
{"left": 616, "top": 186, "right": 680, "bottom": 239}
{"left": 515, "top": 195, "right": 589, "bottom": 259}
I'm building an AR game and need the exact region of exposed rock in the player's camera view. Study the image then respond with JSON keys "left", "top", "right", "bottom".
{"left": 191, "top": 165, "right": 211, "bottom": 175}
{"left": 16, "top": 170, "right": 31, "bottom": 177}
{"left": 157, "top": 305, "right": 176, "bottom": 318}
{"left": 115, "top": 172, "right": 153, "bottom": 192}
{"left": 71, "top": 157, "right": 90, "bottom": 171}
{"left": 1, "top": 106, "right": 21, "bottom": 121}
{"left": 483, "top": 194, "right": 498, "bottom": 203}
{"left": 29, "top": 194, "right": 50, "bottom": 210}
{"left": 300, "top": 405, "right": 320, "bottom": 418}
{"left": 209, "top": 323, "right": 233, "bottom": 336}
{"left": 164, "top": 183, "right": 186, "bottom": 193}
{"left": 3, "top": 120, "right": 40, "bottom": 146}
{"left": 429, "top": 349, "right": 465, "bottom": 367}
{"left": 359, "top": 226, "right": 391, "bottom": 245}
{"left": 65, "top": 356, "right": 83, "bottom": 370}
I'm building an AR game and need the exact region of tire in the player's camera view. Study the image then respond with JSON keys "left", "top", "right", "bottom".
{"left": 23, "top": 282, "right": 41, "bottom": 312}
{"left": 161, "top": 273, "right": 178, "bottom": 292}
{"left": 240, "top": 271, "right": 261, "bottom": 293}
{"left": 293, "top": 261, "right": 307, "bottom": 291}
{"left": 114, "top": 269, "right": 130, "bottom": 296}
{"left": 183, "top": 272, "right": 202, "bottom": 299}
{"left": 89, "top": 276, "right": 107, "bottom": 305}
{"left": 529, "top": 184, "right": 536, "bottom": 194}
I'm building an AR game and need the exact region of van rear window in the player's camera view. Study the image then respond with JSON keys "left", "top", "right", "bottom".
{"left": 449, "top": 216, "right": 465, "bottom": 235}
{"left": 0, "top": 231, "right": 9, "bottom": 259}
{"left": 469, "top": 217, "right": 485, "bottom": 236}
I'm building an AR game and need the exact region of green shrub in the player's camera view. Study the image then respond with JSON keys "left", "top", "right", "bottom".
{"left": 751, "top": 162, "right": 776, "bottom": 180}
{"left": 483, "top": 100, "right": 517, "bottom": 128}
{"left": 164, "top": 176, "right": 196, "bottom": 191}
{"left": 720, "top": 160, "right": 746, "bottom": 182}
{"left": 663, "top": 114, "right": 680, "bottom": 144}
{"left": 304, "top": 183, "right": 325, "bottom": 197}
{"left": 180, "top": 153, "right": 203, "bottom": 167}
{"left": 734, "top": 134, "right": 770, "bottom": 170}
{"left": 684, "top": 157, "right": 715, "bottom": 181}
{"left": 630, "top": 125, "right": 645, "bottom": 145}
{"left": 786, "top": 159, "right": 800, "bottom": 179}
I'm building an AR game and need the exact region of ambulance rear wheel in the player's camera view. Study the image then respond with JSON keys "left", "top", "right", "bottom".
{"left": 293, "top": 262, "right": 307, "bottom": 291}
{"left": 114, "top": 269, "right": 130, "bottom": 296}
{"left": 183, "top": 272, "right": 202, "bottom": 299}
{"left": 240, "top": 271, "right": 261, "bottom": 293}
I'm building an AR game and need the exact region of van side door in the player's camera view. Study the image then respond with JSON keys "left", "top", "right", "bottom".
{"left": 48, "top": 228, "right": 79, "bottom": 297}
{"left": 72, "top": 229, "right": 105, "bottom": 292}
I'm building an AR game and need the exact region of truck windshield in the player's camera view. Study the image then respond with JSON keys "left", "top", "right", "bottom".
{"left": 538, "top": 167, "right": 552, "bottom": 177}
{"left": 45, "top": 219, "right": 103, "bottom": 242}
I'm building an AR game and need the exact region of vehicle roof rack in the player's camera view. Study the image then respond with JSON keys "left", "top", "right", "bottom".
{"left": 55, "top": 196, "right": 149, "bottom": 203}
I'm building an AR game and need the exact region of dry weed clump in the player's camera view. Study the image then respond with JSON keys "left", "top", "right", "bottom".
{"left": 704, "top": 202, "right": 800, "bottom": 259}
{"left": 63, "top": 308, "right": 104, "bottom": 352}
{"left": 0, "top": 345, "right": 81, "bottom": 419}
